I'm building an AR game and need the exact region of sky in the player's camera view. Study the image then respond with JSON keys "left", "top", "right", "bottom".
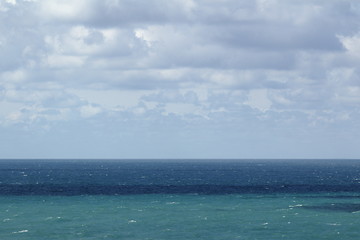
{"left": 0, "top": 0, "right": 360, "bottom": 159}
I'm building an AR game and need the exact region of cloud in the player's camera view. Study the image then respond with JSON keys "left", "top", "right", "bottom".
{"left": 245, "top": 89, "right": 272, "bottom": 112}
{"left": 80, "top": 104, "right": 102, "bottom": 118}
{"left": 0, "top": 0, "right": 360, "bottom": 158}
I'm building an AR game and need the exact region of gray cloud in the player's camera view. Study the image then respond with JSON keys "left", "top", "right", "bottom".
{"left": 0, "top": 0, "right": 360, "bottom": 158}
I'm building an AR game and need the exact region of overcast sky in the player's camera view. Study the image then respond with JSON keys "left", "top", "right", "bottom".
{"left": 0, "top": 0, "right": 360, "bottom": 159}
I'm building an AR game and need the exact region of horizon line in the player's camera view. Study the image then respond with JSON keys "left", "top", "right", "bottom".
{"left": 0, "top": 158, "right": 359, "bottom": 161}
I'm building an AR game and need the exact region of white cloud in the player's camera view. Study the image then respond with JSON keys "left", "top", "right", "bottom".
{"left": 164, "top": 103, "right": 202, "bottom": 116}
{"left": 0, "top": 0, "right": 360, "bottom": 158}
{"left": 39, "top": 0, "right": 92, "bottom": 22}
{"left": 5, "top": 0, "right": 16, "bottom": 5}
{"left": 80, "top": 104, "right": 102, "bottom": 118}
{"left": 1, "top": 69, "right": 27, "bottom": 82}
{"left": 69, "top": 89, "right": 153, "bottom": 110}
{"left": 245, "top": 89, "right": 272, "bottom": 112}
{"left": 0, "top": 101, "right": 22, "bottom": 118}
{"left": 338, "top": 33, "right": 360, "bottom": 57}
{"left": 44, "top": 55, "right": 85, "bottom": 68}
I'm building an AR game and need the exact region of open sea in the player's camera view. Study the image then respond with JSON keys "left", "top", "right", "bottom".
{"left": 1, "top": 159, "right": 360, "bottom": 239}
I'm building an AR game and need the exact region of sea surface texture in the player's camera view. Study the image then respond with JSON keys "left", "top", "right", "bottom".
{"left": 0, "top": 159, "right": 360, "bottom": 239}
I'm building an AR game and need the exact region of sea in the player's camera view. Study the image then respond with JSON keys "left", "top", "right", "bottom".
{"left": 0, "top": 159, "right": 360, "bottom": 240}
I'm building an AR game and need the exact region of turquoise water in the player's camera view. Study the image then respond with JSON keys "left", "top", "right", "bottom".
{"left": 0, "top": 160, "right": 360, "bottom": 239}
{"left": 1, "top": 194, "right": 360, "bottom": 239}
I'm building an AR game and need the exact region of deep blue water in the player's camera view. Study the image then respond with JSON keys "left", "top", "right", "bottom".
{"left": 0, "top": 159, "right": 360, "bottom": 195}
{"left": 1, "top": 159, "right": 360, "bottom": 240}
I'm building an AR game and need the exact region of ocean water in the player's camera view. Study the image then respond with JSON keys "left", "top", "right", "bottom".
{"left": 0, "top": 159, "right": 360, "bottom": 239}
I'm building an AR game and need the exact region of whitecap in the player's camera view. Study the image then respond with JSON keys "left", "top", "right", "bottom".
{"left": 289, "top": 204, "right": 303, "bottom": 207}
{"left": 326, "top": 223, "right": 341, "bottom": 226}
{"left": 12, "top": 230, "right": 28, "bottom": 234}
{"left": 128, "top": 220, "right": 137, "bottom": 223}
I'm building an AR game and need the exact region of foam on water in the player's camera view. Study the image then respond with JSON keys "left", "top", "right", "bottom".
{"left": 12, "top": 230, "right": 29, "bottom": 234}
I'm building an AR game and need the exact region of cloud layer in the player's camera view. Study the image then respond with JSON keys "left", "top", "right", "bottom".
{"left": 1, "top": 0, "right": 360, "bottom": 158}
